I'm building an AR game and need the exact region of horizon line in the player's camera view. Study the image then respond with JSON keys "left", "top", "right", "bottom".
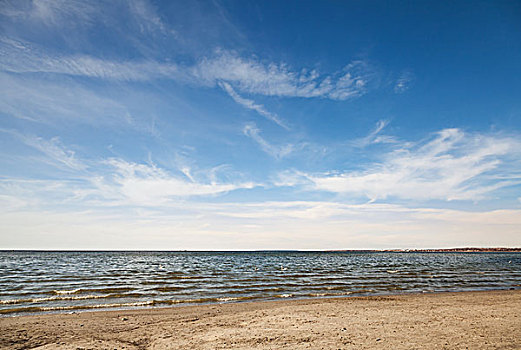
{"left": 1, "top": 247, "right": 520, "bottom": 252}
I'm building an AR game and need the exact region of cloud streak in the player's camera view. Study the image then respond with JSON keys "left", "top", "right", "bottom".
{"left": 0, "top": 132, "right": 258, "bottom": 208}
{"left": 394, "top": 71, "right": 414, "bottom": 93}
{"left": 303, "top": 129, "right": 520, "bottom": 201}
{"left": 127, "top": 0, "right": 172, "bottom": 35}
{"left": 350, "top": 119, "right": 397, "bottom": 148}
{"left": 219, "top": 81, "right": 289, "bottom": 129}
{"left": 194, "top": 52, "right": 375, "bottom": 100}
{"left": 1, "top": 0, "right": 171, "bottom": 35}
{"left": 0, "top": 130, "right": 86, "bottom": 171}
{"left": 100, "top": 158, "right": 257, "bottom": 205}
{"left": 1, "top": 0, "right": 97, "bottom": 27}
{"left": 2, "top": 198, "right": 520, "bottom": 250}
{"left": 1, "top": 37, "right": 376, "bottom": 101}
{"left": 0, "top": 39, "right": 179, "bottom": 81}
{"left": 0, "top": 71, "right": 132, "bottom": 127}
{"left": 22, "top": 135, "right": 86, "bottom": 171}
{"left": 243, "top": 123, "right": 294, "bottom": 159}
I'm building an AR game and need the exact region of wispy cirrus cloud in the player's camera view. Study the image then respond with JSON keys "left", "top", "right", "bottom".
{"left": 0, "top": 158, "right": 257, "bottom": 208}
{"left": 394, "top": 70, "right": 414, "bottom": 93}
{"left": 3, "top": 197, "right": 520, "bottom": 249}
{"left": 0, "top": 0, "right": 97, "bottom": 27}
{"left": 194, "top": 51, "right": 375, "bottom": 100}
{"left": 98, "top": 158, "right": 257, "bottom": 205}
{"left": 219, "top": 81, "right": 289, "bottom": 129}
{"left": 243, "top": 123, "right": 294, "bottom": 159}
{"left": 0, "top": 178, "right": 81, "bottom": 211}
{"left": 0, "top": 39, "right": 179, "bottom": 81}
{"left": 286, "top": 129, "right": 521, "bottom": 201}
{"left": 350, "top": 119, "right": 397, "bottom": 148}
{"left": 1, "top": 36, "right": 376, "bottom": 101}
{"left": 0, "top": 71, "right": 132, "bottom": 127}
{"left": 0, "top": 133, "right": 258, "bottom": 208}
{"left": 127, "top": 0, "right": 172, "bottom": 35}
{"left": 0, "top": 129, "right": 86, "bottom": 171}
{"left": 21, "top": 135, "right": 86, "bottom": 171}
{"left": 1, "top": 0, "right": 170, "bottom": 36}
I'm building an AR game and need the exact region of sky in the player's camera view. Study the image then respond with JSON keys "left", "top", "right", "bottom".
{"left": 1, "top": 0, "right": 521, "bottom": 250}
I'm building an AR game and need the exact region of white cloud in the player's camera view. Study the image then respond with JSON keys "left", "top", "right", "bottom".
{"left": 0, "top": 130, "right": 86, "bottom": 171}
{"left": 2, "top": 0, "right": 169, "bottom": 36}
{"left": 243, "top": 123, "right": 294, "bottom": 159}
{"left": 350, "top": 119, "right": 397, "bottom": 147}
{"left": 219, "top": 81, "right": 289, "bottom": 129}
{"left": 0, "top": 40, "right": 179, "bottom": 81}
{"left": 127, "top": 0, "right": 170, "bottom": 35}
{"left": 30, "top": 0, "right": 96, "bottom": 27}
{"left": 2, "top": 200, "right": 521, "bottom": 250}
{"left": 0, "top": 71, "right": 132, "bottom": 126}
{"left": 1, "top": 37, "right": 375, "bottom": 101}
{"left": 1, "top": 130, "right": 519, "bottom": 249}
{"left": 0, "top": 0, "right": 98, "bottom": 27}
{"left": 305, "top": 128, "right": 520, "bottom": 201}
{"left": 194, "top": 52, "right": 375, "bottom": 100}
{"left": 97, "top": 158, "right": 256, "bottom": 205}
{"left": 0, "top": 159, "right": 257, "bottom": 209}
{"left": 21, "top": 135, "right": 86, "bottom": 171}
{"left": 394, "top": 70, "right": 414, "bottom": 93}
{"left": 0, "top": 178, "right": 82, "bottom": 211}
{"left": 0, "top": 132, "right": 258, "bottom": 207}
{"left": 272, "top": 170, "right": 311, "bottom": 187}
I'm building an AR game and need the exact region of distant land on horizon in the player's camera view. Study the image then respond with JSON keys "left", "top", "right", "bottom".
{"left": 328, "top": 248, "right": 521, "bottom": 253}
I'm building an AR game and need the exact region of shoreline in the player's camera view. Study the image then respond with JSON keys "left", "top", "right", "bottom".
{"left": 1, "top": 289, "right": 520, "bottom": 349}
{"left": 2, "top": 286, "right": 520, "bottom": 318}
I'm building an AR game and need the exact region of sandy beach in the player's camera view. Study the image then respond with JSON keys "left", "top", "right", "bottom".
{"left": 0, "top": 290, "right": 520, "bottom": 349}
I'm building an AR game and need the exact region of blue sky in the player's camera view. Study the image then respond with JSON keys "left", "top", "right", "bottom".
{"left": 1, "top": 0, "right": 520, "bottom": 250}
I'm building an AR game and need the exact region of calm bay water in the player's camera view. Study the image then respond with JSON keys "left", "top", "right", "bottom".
{"left": 1, "top": 251, "right": 520, "bottom": 316}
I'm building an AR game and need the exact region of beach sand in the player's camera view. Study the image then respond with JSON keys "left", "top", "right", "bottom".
{"left": 1, "top": 290, "right": 520, "bottom": 349}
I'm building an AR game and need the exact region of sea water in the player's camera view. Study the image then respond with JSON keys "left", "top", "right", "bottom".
{"left": 1, "top": 251, "right": 520, "bottom": 316}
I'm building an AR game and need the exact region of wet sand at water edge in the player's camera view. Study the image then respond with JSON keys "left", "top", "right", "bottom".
{"left": 1, "top": 290, "right": 520, "bottom": 349}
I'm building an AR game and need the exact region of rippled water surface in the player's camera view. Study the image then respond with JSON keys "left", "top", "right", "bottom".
{"left": 1, "top": 251, "right": 520, "bottom": 316}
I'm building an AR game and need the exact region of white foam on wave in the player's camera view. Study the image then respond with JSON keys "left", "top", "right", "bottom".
{"left": 0, "top": 294, "right": 115, "bottom": 305}
{"left": 40, "top": 300, "right": 154, "bottom": 311}
{"left": 277, "top": 293, "right": 293, "bottom": 298}
{"left": 217, "top": 297, "right": 240, "bottom": 302}
{"left": 53, "top": 289, "right": 81, "bottom": 295}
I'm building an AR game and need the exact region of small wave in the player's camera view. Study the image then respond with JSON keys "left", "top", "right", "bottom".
{"left": 386, "top": 270, "right": 399, "bottom": 274}
{"left": 148, "top": 298, "right": 210, "bottom": 306}
{"left": 53, "top": 289, "right": 81, "bottom": 295}
{"left": 325, "top": 285, "right": 348, "bottom": 291}
{"left": 165, "top": 271, "right": 185, "bottom": 276}
{"left": 152, "top": 286, "right": 184, "bottom": 292}
{"left": 1, "top": 294, "right": 101, "bottom": 305}
{"left": 151, "top": 296, "right": 259, "bottom": 306}
{"left": 0, "top": 293, "right": 146, "bottom": 305}
{"left": 217, "top": 297, "right": 238, "bottom": 302}
{"left": 276, "top": 293, "right": 293, "bottom": 298}
{"left": 153, "top": 275, "right": 201, "bottom": 280}
{"left": 53, "top": 287, "right": 135, "bottom": 295}
{"left": 0, "top": 301, "right": 155, "bottom": 315}
{"left": 217, "top": 296, "right": 257, "bottom": 302}
{"left": 307, "top": 291, "right": 352, "bottom": 297}
{"left": 140, "top": 280, "right": 171, "bottom": 285}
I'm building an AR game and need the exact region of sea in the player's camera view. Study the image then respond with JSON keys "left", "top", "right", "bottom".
{"left": 1, "top": 251, "right": 520, "bottom": 316}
